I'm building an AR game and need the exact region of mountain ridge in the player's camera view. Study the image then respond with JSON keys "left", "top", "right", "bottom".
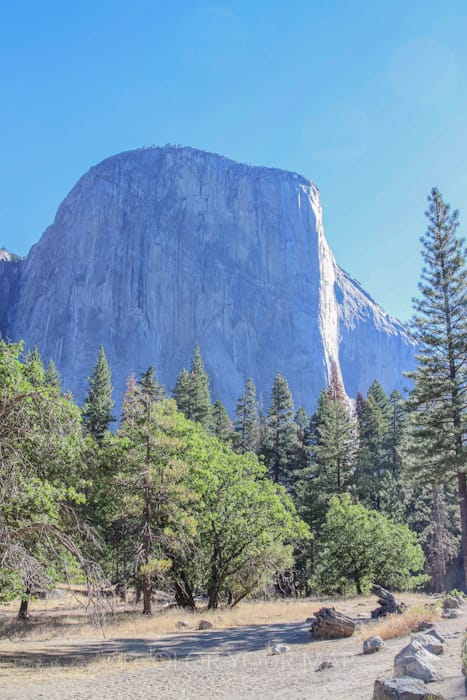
{"left": 0, "top": 146, "right": 415, "bottom": 412}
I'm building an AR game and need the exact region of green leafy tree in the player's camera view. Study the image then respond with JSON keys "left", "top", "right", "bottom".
{"left": 0, "top": 341, "right": 91, "bottom": 617}
{"left": 233, "top": 378, "right": 260, "bottom": 453}
{"left": 404, "top": 188, "right": 467, "bottom": 585}
{"left": 188, "top": 444, "right": 310, "bottom": 608}
{"left": 313, "top": 494, "right": 426, "bottom": 594}
{"left": 82, "top": 346, "right": 115, "bottom": 441}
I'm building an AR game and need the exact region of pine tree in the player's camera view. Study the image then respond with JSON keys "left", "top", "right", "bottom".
{"left": 405, "top": 483, "right": 460, "bottom": 593}
{"left": 264, "top": 372, "right": 297, "bottom": 485}
{"left": 45, "top": 359, "right": 61, "bottom": 392}
{"left": 212, "top": 400, "right": 232, "bottom": 442}
{"left": 23, "top": 346, "right": 45, "bottom": 386}
{"left": 82, "top": 346, "right": 115, "bottom": 441}
{"left": 404, "top": 188, "right": 467, "bottom": 585}
{"left": 388, "top": 389, "right": 406, "bottom": 476}
{"left": 355, "top": 385, "right": 391, "bottom": 510}
{"left": 173, "top": 345, "right": 212, "bottom": 432}
{"left": 233, "top": 378, "right": 260, "bottom": 453}
{"left": 173, "top": 368, "right": 192, "bottom": 416}
{"left": 189, "top": 344, "right": 212, "bottom": 431}
{"left": 291, "top": 407, "right": 311, "bottom": 476}
{"left": 310, "top": 388, "right": 357, "bottom": 526}
{"left": 140, "top": 365, "right": 165, "bottom": 402}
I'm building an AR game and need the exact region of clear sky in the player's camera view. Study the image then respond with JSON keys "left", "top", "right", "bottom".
{"left": 1, "top": 0, "right": 466, "bottom": 323}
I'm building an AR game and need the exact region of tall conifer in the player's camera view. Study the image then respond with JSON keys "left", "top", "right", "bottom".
{"left": 82, "top": 345, "right": 115, "bottom": 441}
{"left": 404, "top": 188, "right": 467, "bottom": 585}
{"left": 233, "top": 378, "right": 260, "bottom": 453}
{"left": 264, "top": 372, "right": 297, "bottom": 485}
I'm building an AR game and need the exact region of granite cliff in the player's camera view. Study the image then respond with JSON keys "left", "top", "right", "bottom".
{"left": 0, "top": 146, "right": 415, "bottom": 413}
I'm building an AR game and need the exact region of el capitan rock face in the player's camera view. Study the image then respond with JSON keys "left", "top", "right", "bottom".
{"left": 0, "top": 146, "right": 415, "bottom": 412}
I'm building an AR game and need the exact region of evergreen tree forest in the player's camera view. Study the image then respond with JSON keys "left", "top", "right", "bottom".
{"left": 0, "top": 189, "right": 465, "bottom": 616}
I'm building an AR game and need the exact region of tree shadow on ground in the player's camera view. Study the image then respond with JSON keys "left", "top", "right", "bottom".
{"left": 0, "top": 620, "right": 355, "bottom": 668}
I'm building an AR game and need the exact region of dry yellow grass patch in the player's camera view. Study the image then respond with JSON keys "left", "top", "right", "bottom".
{"left": 361, "top": 605, "right": 440, "bottom": 642}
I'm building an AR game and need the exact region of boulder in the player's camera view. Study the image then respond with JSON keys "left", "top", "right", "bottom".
{"left": 373, "top": 677, "right": 445, "bottom": 699}
{"left": 310, "top": 607, "right": 355, "bottom": 639}
{"left": 363, "top": 636, "right": 385, "bottom": 654}
{"left": 270, "top": 644, "right": 290, "bottom": 655}
{"left": 410, "top": 631, "right": 445, "bottom": 655}
{"left": 175, "top": 620, "right": 190, "bottom": 629}
{"left": 394, "top": 640, "right": 442, "bottom": 682}
{"left": 443, "top": 596, "right": 461, "bottom": 610}
{"left": 442, "top": 608, "right": 462, "bottom": 619}
{"left": 198, "top": 619, "right": 213, "bottom": 630}
{"left": 417, "top": 621, "right": 435, "bottom": 632}
{"left": 372, "top": 585, "right": 407, "bottom": 618}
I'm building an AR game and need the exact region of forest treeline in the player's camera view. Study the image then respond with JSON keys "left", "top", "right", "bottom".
{"left": 0, "top": 188, "right": 465, "bottom": 616}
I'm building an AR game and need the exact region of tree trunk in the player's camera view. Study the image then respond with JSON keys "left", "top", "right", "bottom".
{"left": 174, "top": 578, "right": 196, "bottom": 610}
{"left": 432, "top": 486, "right": 447, "bottom": 593}
{"left": 142, "top": 573, "right": 152, "bottom": 615}
{"left": 457, "top": 472, "right": 467, "bottom": 591}
{"left": 207, "top": 584, "right": 219, "bottom": 609}
{"left": 18, "top": 598, "right": 29, "bottom": 620}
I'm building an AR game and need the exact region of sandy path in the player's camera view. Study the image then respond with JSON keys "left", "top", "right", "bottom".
{"left": 0, "top": 614, "right": 465, "bottom": 699}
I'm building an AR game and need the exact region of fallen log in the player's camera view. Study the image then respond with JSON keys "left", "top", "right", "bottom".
{"left": 371, "top": 585, "right": 407, "bottom": 618}
{"left": 310, "top": 607, "right": 355, "bottom": 639}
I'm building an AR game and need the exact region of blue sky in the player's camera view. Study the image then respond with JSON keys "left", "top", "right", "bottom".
{"left": 1, "top": 0, "right": 466, "bottom": 322}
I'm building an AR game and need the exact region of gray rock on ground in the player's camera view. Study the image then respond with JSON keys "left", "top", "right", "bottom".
{"left": 270, "top": 644, "right": 290, "bottom": 655}
{"left": 373, "top": 677, "right": 445, "bottom": 699}
{"left": 363, "top": 636, "right": 385, "bottom": 654}
{"left": 410, "top": 631, "right": 445, "bottom": 655}
{"left": 417, "top": 621, "right": 435, "bottom": 632}
{"left": 198, "top": 620, "right": 214, "bottom": 630}
{"left": 175, "top": 620, "right": 190, "bottom": 629}
{"left": 394, "top": 640, "right": 442, "bottom": 682}
{"left": 443, "top": 596, "right": 461, "bottom": 610}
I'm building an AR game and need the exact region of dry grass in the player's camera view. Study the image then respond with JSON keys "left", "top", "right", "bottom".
{"left": 0, "top": 591, "right": 437, "bottom": 643}
{"left": 0, "top": 596, "right": 340, "bottom": 641}
{"left": 361, "top": 604, "right": 441, "bottom": 642}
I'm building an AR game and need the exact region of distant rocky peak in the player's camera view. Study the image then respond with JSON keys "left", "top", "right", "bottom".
{"left": 0, "top": 247, "right": 22, "bottom": 262}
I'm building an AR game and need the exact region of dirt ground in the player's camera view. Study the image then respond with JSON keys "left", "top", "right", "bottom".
{"left": 0, "top": 595, "right": 465, "bottom": 700}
